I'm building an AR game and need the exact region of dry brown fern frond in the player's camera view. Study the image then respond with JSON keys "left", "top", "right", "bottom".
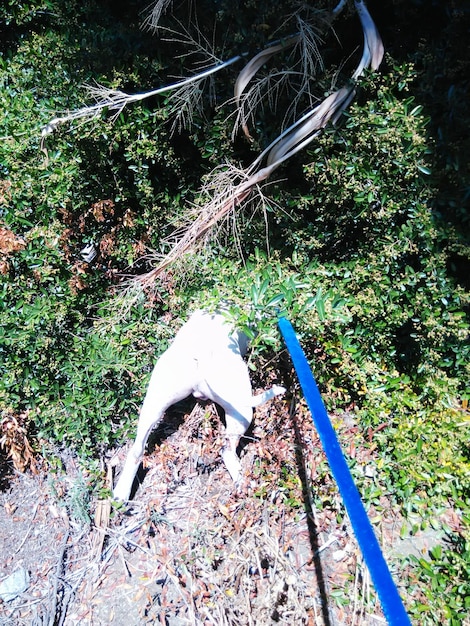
{"left": 0, "top": 410, "right": 38, "bottom": 473}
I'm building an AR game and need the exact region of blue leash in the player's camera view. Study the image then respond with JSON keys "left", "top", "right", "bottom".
{"left": 278, "top": 317, "right": 411, "bottom": 626}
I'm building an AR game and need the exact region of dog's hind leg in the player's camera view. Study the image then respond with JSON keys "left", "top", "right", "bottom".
{"left": 203, "top": 359, "right": 286, "bottom": 483}
{"left": 220, "top": 403, "right": 253, "bottom": 483}
{"left": 113, "top": 403, "right": 165, "bottom": 501}
{"left": 201, "top": 357, "right": 255, "bottom": 483}
{"left": 113, "top": 356, "right": 194, "bottom": 501}
{"left": 220, "top": 386, "right": 285, "bottom": 482}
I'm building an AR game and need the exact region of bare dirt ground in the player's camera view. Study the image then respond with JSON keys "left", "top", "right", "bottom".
{"left": 0, "top": 383, "right": 437, "bottom": 625}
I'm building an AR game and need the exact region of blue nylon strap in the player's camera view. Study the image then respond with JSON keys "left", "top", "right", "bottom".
{"left": 278, "top": 317, "right": 411, "bottom": 626}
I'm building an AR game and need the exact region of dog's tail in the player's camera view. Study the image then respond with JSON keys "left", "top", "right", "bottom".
{"left": 251, "top": 384, "right": 286, "bottom": 407}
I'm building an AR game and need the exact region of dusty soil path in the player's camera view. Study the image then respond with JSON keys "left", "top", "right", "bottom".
{"left": 1, "top": 389, "right": 427, "bottom": 625}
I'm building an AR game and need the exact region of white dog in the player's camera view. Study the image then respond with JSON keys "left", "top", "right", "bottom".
{"left": 113, "top": 310, "right": 285, "bottom": 500}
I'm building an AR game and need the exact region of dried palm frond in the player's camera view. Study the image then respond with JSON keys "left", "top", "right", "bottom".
{"left": 166, "top": 77, "right": 209, "bottom": 133}
{"left": 40, "top": 54, "right": 242, "bottom": 143}
{"left": 234, "top": 35, "right": 300, "bottom": 140}
{"left": 265, "top": 85, "right": 356, "bottom": 167}
{"left": 162, "top": 19, "right": 223, "bottom": 64}
{"left": 353, "top": 0, "right": 385, "bottom": 80}
{"left": 284, "top": 14, "right": 325, "bottom": 114}
{"left": 333, "top": 0, "right": 348, "bottom": 16}
{"left": 141, "top": 0, "right": 173, "bottom": 32}
{"left": 231, "top": 70, "right": 294, "bottom": 142}
{"left": 139, "top": 90, "right": 354, "bottom": 280}
{"left": 138, "top": 0, "right": 384, "bottom": 282}
{"left": 133, "top": 164, "right": 257, "bottom": 285}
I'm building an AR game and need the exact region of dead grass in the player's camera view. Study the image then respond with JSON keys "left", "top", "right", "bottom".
{"left": 0, "top": 381, "right": 412, "bottom": 625}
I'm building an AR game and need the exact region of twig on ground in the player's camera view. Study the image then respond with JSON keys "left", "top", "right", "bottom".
{"left": 13, "top": 501, "right": 40, "bottom": 555}
{"left": 47, "top": 524, "right": 70, "bottom": 626}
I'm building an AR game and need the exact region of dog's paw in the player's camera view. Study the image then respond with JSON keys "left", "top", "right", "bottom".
{"left": 272, "top": 384, "right": 286, "bottom": 397}
{"left": 221, "top": 447, "right": 242, "bottom": 483}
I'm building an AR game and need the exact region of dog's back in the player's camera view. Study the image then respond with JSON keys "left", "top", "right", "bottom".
{"left": 171, "top": 310, "right": 248, "bottom": 360}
